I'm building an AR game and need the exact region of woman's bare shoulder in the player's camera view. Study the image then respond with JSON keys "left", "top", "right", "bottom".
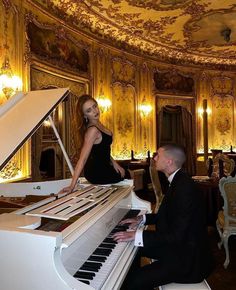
{"left": 85, "top": 126, "right": 100, "bottom": 138}
{"left": 86, "top": 125, "right": 99, "bottom": 132}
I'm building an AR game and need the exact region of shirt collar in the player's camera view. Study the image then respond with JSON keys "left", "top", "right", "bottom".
{"left": 168, "top": 168, "right": 181, "bottom": 185}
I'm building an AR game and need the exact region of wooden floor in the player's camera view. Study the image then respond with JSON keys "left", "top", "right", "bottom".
{"left": 135, "top": 189, "right": 236, "bottom": 290}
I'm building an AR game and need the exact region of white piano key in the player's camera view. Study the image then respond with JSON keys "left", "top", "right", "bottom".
{"left": 87, "top": 242, "right": 130, "bottom": 289}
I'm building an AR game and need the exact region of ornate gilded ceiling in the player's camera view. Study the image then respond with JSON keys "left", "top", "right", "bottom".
{"left": 31, "top": 0, "right": 236, "bottom": 69}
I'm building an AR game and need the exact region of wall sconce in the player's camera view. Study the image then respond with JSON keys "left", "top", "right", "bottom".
{"left": 139, "top": 104, "right": 152, "bottom": 117}
{"left": 0, "top": 3, "right": 22, "bottom": 102}
{"left": 97, "top": 96, "right": 111, "bottom": 113}
{"left": 197, "top": 107, "right": 211, "bottom": 116}
{"left": 0, "top": 57, "right": 22, "bottom": 100}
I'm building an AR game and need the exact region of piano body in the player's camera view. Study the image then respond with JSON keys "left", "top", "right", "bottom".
{"left": 0, "top": 89, "right": 151, "bottom": 290}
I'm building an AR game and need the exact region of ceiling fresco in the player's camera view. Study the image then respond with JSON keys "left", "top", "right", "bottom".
{"left": 31, "top": 0, "right": 236, "bottom": 69}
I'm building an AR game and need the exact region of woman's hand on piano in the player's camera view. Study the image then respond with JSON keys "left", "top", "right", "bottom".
{"left": 112, "top": 231, "right": 135, "bottom": 243}
{"left": 62, "top": 185, "right": 74, "bottom": 194}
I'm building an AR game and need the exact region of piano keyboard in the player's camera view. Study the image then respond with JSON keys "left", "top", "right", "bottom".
{"left": 73, "top": 209, "right": 140, "bottom": 289}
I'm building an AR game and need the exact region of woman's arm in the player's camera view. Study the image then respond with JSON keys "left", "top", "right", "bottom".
{"left": 63, "top": 127, "right": 100, "bottom": 193}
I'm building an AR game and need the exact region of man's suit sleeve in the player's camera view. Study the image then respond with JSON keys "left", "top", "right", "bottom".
{"left": 143, "top": 179, "right": 199, "bottom": 248}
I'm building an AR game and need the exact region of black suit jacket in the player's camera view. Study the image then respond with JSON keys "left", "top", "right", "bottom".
{"left": 143, "top": 169, "right": 212, "bottom": 283}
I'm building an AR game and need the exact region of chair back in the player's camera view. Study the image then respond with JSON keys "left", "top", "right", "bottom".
{"left": 219, "top": 176, "right": 236, "bottom": 227}
{"left": 211, "top": 153, "right": 235, "bottom": 179}
{"left": 149, "top": 159, "right": 163, "bottom": 213}
{"left": 206, "top": 158, "right": 213, "bottom": 177}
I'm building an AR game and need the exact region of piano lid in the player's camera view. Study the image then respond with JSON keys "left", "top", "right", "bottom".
{"left": 0, "top": 88, "right": 69, "bottom": 171}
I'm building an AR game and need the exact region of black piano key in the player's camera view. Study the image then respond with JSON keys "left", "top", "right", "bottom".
{"left": 110, "top": 228, "right": 122, "bottom": 234}
{"left": 78, "top": 279, "right": 90, "bottom": 285}
{"left": 123, "top": 209, "right": 140, "bottom": 219}
{"left": 116, "top": 224, "right": 129, "bottom": 228}
{"left": 74, "top": 271, "right": 95, "bottom": 280}
{"left": 104, "top": 237, "right": 117, "bottom": 244}
{"left": 80, "top": 265, "right": 99, "bottom": 272}
{"left": 116, "top": 225, "right": 129, "bottom": 230}
{"left": 75, "top": 271, "right": 96, "bottom": 277}
{"left": 74, "top": 209, "right": 143, "bottom": 285}
{"left": 93, "top": 248, "right": 112, "bottom": 256}
{"left": 88, "top": 255, "right": 107, "bottom": 262}
{"left": 84, "top": 261, "right": 102, "bottom": 268}
{"left": 114, "top": 225, "right": 129, "bottom": 231}
{"left": 74, "top": 209, "right": 144, "bottom": 286}
{"left": 100, "top": 242, "right": 115, "bottom": 249}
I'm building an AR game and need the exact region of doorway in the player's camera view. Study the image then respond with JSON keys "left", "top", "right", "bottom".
{"left": 158, "top": 105, "right": 196, "bottom": 175}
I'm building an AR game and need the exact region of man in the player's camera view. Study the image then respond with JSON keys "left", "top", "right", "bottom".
{"left": 113, "top": 144, "right": 212, "bottom": 290}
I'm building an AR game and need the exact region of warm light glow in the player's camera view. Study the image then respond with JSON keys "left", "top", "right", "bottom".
{"left": 112, "top": 151, "right": 152, "bottom": 160}
{"left": 197, "top": 155, "right": 205, "bottom": 161}
{"left": 43, "top": 119, "right": 51, "bottom": 127}
{"left": 97, "top": 97, "right": 111, "bottom": 112}
{"left": 0, "top": 58, "right": 22, "bottom": 100}
{"left": 197, "top": 148, "right": 213, "bottom": 154}
{"left": 0, "top": 171, "right": 24, "bottom": 183}
{"left": 139, "top": 104, "right": 152, "bottom": 117}
{"left": 198, "top": 107, "right": 211, "bottom": 116}
{"left": 0, "top": 157, "right": 24, "bottom": 183}
{"left": 134, "top": 152, "right": 149, "bottom": 159}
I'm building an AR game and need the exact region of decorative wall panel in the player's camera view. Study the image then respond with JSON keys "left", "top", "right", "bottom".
{"left": 111, "top": 57, "right": 137, "bottom": 159}
{"left": 112, "top": 83, "right": 135, "bottom": 159}
{"left": 94, "top": 48, "right": 112, "bottom": 128}
{"left": 205, "top": 75, "right": 235, "bottom": 152}
{"left": 111, "top": 57, "right": 136, "bottom": 84}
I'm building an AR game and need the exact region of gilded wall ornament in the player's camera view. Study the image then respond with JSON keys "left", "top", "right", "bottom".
{"left": 211, "top": 76, "right": 233, "bottom": 97}
{"left": 216, "top": 115, "right": 231, "bottom": 135}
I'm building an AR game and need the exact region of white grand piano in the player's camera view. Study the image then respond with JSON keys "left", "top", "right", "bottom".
{"left": 0, "top": 88, "right": 151, "bottom": 290}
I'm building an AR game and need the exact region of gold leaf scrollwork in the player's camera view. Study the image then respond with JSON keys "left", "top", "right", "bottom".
{"left": 216, "top": 115, "right": 231, "bottom": 135}
{"left": 0, "top": 159, "right": 21, "bottom": 180}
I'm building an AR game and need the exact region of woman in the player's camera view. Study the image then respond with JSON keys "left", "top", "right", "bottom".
{"left": 63, "top": 94, "right": 125, "bottom": 193}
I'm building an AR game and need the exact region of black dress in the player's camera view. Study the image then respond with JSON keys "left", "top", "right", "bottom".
{"left": 84, "top": 127, "right": 124, "bottom": 184}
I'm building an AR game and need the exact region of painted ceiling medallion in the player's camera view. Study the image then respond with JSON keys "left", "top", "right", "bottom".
{"left": 31, "top": 0, "right": 236, "bottom": 68}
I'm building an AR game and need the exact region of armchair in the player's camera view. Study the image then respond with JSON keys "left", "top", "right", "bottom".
{"left": 207, "top": 153, "right": 235, "bottom": 179}
{"left": 216, "top": 176, "right": 236, "bottom": 268}
{"left": 149, "top": 159, "right": 163, "bottom": 213}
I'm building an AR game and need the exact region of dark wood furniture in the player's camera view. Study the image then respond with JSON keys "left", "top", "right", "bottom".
{"left": 193, "top": 178, "right": 222, "bottom": 226}
{"left": 117, "top": 159, "right": 151, "bottom": 189}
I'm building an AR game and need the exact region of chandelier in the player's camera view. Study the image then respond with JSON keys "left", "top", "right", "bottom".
{"left": 0, "top": 1, "right": 22, "bottom": 102}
